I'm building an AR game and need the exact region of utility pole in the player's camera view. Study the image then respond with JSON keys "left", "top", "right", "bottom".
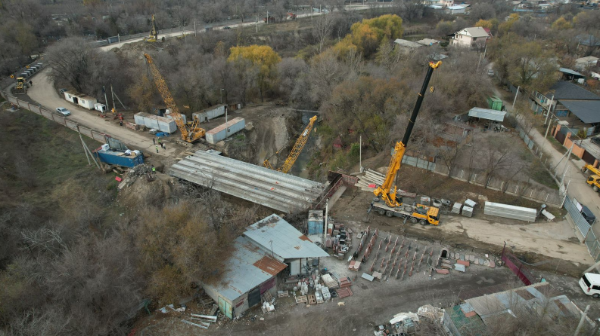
{"left": 194, "top": 21, "right": 197, "bottom": 36}
{"left": 544, "top": 95, "right": 554, "bottom": 125}
{"left": 512, "top": 86, "right": 520, "bottom": 109}
{"left": 103, "top": 86, "right": 109, "bottom": 115}
{"left": 573, "top": 305, "right": 590, "bottom": 336}
{"left": 359, "top": 135, "right": 363, "bottom": 173}
{"left": 266, "top": 10, "right": 269, "bottom": 24}
{"left": 324, "top": 200, "right": 329, "bottom": 244}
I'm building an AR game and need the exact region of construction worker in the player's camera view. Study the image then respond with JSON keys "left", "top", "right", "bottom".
{"left": 158, "top": 138, "right": 162, "bottom": 146}
{"left": 155, "top": 145, "right": 159, "bottom": 153}
{"left": 151, "top": 165, "right": 156, "bottom": 173}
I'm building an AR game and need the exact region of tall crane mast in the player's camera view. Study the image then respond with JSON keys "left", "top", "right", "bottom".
{"left": 149, "top": 15, "right": 159, "bottom": 42}
{"left": 264, "top": 115, "right": 317, "bottom": 174}
{"left": 374, "top": 61, "right": 441, "bottom": 208}
{"left": 144, "top": 53, "right": 205, "bottom": 143}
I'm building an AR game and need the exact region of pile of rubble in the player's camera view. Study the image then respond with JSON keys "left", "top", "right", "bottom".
{"left": 434, "top": 248, "right": 499, "bottom": 275}
{"left": 281, "top": 269, "right": 354, "bottom": 306}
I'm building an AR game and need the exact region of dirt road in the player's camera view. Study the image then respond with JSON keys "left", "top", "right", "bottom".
{"left": 27, "top": 69, "right": 177, "bottom": 157}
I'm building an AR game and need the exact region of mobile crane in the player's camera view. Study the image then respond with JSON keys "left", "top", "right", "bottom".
{"left": 582, "top": 164, "right": 600, "bottom": 192}
{"left": 144, "top": 53, "right": 205, "bottom": 143}
{"left": 369, "top": 61, "right": 442, "bottom": 225}
{"left": 264, "top": 115, "right": 317, "bottom": 174}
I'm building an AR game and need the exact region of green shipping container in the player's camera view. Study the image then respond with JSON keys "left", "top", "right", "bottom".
{"left": 487, "top": 96, "right": 504, "bottom": 111}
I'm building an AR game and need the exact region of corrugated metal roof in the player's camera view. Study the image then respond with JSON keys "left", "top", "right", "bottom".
{"left": 393, "top": 39, "right": 423, "bottom": 48}
{"left": 244, "top": 214, "right": 330, "bottom": 259}
{"left": 206, "top": 117, "right": 245, "bottom": 134}
{"left": 559, "top": 68, "right": 584, "bottom": 77}
{"left": 203, "top": 236, "right": 286, "bottom": 301}
{"left": 468, "top": 107, "right": 506, "bottom": 122}
{"left": 549, "top": 81, "right": 600, "bottom": 100}
{"left": 559, "top": 100, "right": 600, "bottom": 124}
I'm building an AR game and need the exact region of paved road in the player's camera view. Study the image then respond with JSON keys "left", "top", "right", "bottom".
{"left": 99, "top": 4, "right": 382, "bottom": 51}
{"left": 494, "top": 85, "right": 600, "bottom": 237}
{"left": 27, "top": 69, "right": 176, "bottom": 157}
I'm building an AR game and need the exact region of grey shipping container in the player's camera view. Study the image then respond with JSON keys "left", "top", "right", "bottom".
{"left": 461, "top": 206, "right": 473, "bottom": 217}
{"left": 452, "top": 203, "right": 462, "bottom": 214}
{"left": 483, "top": 201, "right": 537, "bottom": 222}
{"left": 205, "top": 117, "right": 245, "bottom": 144}
{"left": 145, "top": 117, "right": 159, "bottom": 130}
{"left": 193, "top": 104, "right": 226, "bottom": 122}
{"left": 156, "top": 116, "right": 177, "bottom": 133}
{"left": 166, "top": 113, "right": 186, "bottom": 124}
{"left": 134, "top": 112, "right": 146, "bottom": 125}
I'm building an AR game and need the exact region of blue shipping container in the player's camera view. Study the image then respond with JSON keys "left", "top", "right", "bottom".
{"left": 308, "top": 221, "right": 323, "bottom": 235}
{"left": 95, "top": 150, "right": 144, "bottom": 168}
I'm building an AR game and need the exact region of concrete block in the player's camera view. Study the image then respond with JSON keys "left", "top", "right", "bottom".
{"left": 457, "top": 260, "right": 470, "bottom": 267}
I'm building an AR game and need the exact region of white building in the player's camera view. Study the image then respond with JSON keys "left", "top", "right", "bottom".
{"left": 452, "top": 27, "right": 491, "bottom": 47}
{"left": 575, "top": 56, "right": 599, "bottom": 71}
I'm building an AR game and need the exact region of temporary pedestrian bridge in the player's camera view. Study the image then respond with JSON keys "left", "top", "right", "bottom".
{"left": 169, "top": 150, "right": 326, "bottom": 213}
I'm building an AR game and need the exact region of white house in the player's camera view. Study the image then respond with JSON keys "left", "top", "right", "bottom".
{"left": 452, "top": 27, "right": 491, "bottom": 47}
{"left": 575, "top": 56, "right": 599, "bottom": 71}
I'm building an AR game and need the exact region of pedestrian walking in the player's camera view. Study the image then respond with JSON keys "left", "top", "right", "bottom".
{"left": 158, "top": 138, "right": 162, "bottom": 145}
{"left": 152, "top": 138, "right": 155, "bottom": 145}
{"left": 155, "top": 145, "right": 159, "bottom": 153}
{"left": 29, "top": 81, "right": 32, "bottom": 86}
{"left": 151, "top": 165, "right": 156, "bottom": 173}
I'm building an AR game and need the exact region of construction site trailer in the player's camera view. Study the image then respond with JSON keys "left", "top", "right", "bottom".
{"left": 192, "top": 104, "right": 226, "bottom": 123}
{"left": 77, "top": 95, "right": 97, "bottom": 110}
{"left": 94, "top": 147, "right": 144, "bottom": 168}
{"left": 94, "top": 103, "right": 108, "bottom": 113}
{"left": 63, "top": 91, "right": 78, "bottom": 103}
{"left": 155, "top": 115, "right": 177, "bottom": 133}
{"left": 206, "top": 117, "right": 245, "bottom": 144}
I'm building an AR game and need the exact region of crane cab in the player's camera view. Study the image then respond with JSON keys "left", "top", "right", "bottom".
{"left": 427, "top": 207, "right": 440, "bottom": 225}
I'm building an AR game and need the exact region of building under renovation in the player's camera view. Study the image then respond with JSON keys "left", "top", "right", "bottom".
{"left": 202, "top": 214, "right": 328, "bottom": 319}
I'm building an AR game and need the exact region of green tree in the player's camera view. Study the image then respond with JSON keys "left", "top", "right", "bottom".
{"left": 505, "top": 38, "right": 558, "bottom": 93}
{"left": 333, "top": 14, "right": 403, "bottom": 58}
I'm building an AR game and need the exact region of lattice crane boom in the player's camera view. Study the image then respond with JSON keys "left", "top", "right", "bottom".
{"left": 144, "top": 53, "right": 205, "bottom": 142}
{"left": 264, "top": 115, "right": 317, "bottom": 174}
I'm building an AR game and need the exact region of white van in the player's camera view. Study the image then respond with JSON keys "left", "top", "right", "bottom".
{"left": 579, "top": 273, "right": 600, "bottom": 297}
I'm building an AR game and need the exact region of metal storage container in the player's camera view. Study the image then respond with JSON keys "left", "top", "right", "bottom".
{"left": 95, "top": 149, "right": 144, "bottom": 168}
{"left": 205, "top": 117, "right": 245, "bottom": 144}
{"left": 483, "top": 201, "right": 537, "bottom": 222}
{"left": 166, "top": 113, "right": 186, "bottom": 124}
{"left": 192, "top": 104, "right": 226, "bottom": 122}
{"left": 134, "top": 112, "right": 147, "bottom": 125}
{"left": 156, "top": 116, "right": 177, "bottom": 133}
{"left": 308, "top": 210, "right": 324, "bottom": 235}
{"left": 487, "top": 96, "right": 503, "bottom": 111}
{"left": 144, "top": 116, "right": 159, "bottom": 130}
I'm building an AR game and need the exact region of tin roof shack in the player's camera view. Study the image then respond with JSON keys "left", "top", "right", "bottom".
{"left": 244, "top": 214, "right": 329, "bottom": 276}
{"left": 202, "top": 236, "right": 287, "bottom": 319}
{"left": 205, "top": 117, "right": 245, "bottom": 144}
{"left": 467, "top": 107, "right": 507, "bottom": 131}
{"left": 443, "top": 282, "right": 596, "bottom": 336}
{"left": 77, "top": 95, "right": 97, "bottom": 110}
{"left": 192, "top": 104, "right": 226, "bottom": 123}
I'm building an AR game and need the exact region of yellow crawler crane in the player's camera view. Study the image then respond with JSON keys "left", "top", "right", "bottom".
{"left": 264, "top": 115, "right": 317, "bottom": 174}
{"left": 144, "top": 53, "right": 205, "bottom": 143}
{"left": 371, "top": 61, "right": 442, "bottom": 225}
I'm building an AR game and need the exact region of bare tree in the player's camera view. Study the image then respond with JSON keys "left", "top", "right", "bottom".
{"left": 314, "top": 13, "right": 335, "bottom": 53}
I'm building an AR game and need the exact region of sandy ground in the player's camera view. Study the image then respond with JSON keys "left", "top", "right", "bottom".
{"left": 27, "top": 69, "right": 178, "bottom": 158}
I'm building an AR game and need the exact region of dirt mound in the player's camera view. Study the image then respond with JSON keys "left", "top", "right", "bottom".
{"left": 119, "top": 171, "right": 177, "bottom": 209}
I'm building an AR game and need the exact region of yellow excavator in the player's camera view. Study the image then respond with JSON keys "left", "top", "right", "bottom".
{"left": 147, "top": 15, "right": 159, "bottom": 42}
{"left": 582, "top": 164, "right": 600, "bottom": 192}
{"left": 264, "top": 115, "right": 317, "bottom": 174}
{"left": 370, "top": 61, "right": 441, "bottom": 225}
{"left": 144, "top": 53, "right": 205, "bottom": 143}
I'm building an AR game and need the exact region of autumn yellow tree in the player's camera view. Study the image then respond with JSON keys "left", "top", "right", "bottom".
{"left": 552, "top": 16, "right": 573, "bottom": 30}
{"left": 333, "top": 14, "right": 403, "bottom": 58}
{"left": 498, "top": 13, "right": 519, "bottom": 35}
{"left": 228, "top": 45, "right": 281, "bottom": 101}
{"left": 475, "top": 19, "right": 493, "bottom": 29}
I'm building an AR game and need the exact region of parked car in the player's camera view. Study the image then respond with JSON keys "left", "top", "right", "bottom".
{"left": 56, "top": 107, "right": 71, "bottom": 116}
{"left": 223, "top": 26, "right": 231, "bottom": 30}
{"left": 581, "top": 205, "right": 596, "bottom": 225}
{"left": 487, "top": 69, "right": 495, "bottom": 76}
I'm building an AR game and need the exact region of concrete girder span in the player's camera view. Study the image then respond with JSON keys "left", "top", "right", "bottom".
{"left": 168, "top": 150, "right": 326, "bottom": 213}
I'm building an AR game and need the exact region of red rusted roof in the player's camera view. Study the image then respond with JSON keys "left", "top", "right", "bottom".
{"left": 253, "top": 256, "right": 287, "bottom": 276}
{"left": 299, "top": 235, "right": 311, "bottom": 241}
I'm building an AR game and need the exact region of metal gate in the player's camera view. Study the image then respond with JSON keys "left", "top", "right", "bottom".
{"left": 247, "top": 286, "right": 261, "bottom": 308}
{"left": 586, "top": 230, "right": 600, "bottom": 261}
{"left": 555, "top": 128, "right": 566, "bottom": 144}
{"left": 564, "top": 196, "right": 591, "bottom": 237}
{"left": 501, "top": 244, "right": 534, "bottom": 285}
{"left": 583, "top": 150, "right": 596, "bottom": 165}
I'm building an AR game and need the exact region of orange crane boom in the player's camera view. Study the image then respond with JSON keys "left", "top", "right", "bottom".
{"left": 144, "top": 53, "right": 205, "bottom": 143}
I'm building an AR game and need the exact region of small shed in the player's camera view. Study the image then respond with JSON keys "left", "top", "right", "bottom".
{"left": 468, "top": 107, "right": 506, "bottom": 122}
{"left": 244, "top": 214, "right": 329, "bottom": 276}
{"left": 77, "top": 95, "right": 97, "bottom": 110}
{"left": 192, "top": 104, "right": 226, "bottom": 123}
{"left": 201, "top": 236, "right": 287, "bottom": 319}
